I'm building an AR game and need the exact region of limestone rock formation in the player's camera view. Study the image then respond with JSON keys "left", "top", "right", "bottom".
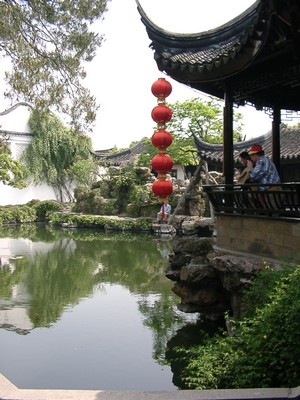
{"left": 166, "top": 235, "right": 274, "bottom": 319}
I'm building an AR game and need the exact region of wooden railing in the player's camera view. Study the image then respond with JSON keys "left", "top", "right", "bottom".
{"left": 203, "top": 182, "right": 300, "bottom": 218}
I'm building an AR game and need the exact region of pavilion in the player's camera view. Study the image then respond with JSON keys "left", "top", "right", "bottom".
{"left": 136, "top": 0, "right": 300, "bottom": 183}
{"left": 136, "top": 0, "right": 300, "bottom": 261}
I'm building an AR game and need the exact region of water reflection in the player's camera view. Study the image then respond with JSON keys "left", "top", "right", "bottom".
{"left": 0, "top": 224, "right": 201, "bottom": 390}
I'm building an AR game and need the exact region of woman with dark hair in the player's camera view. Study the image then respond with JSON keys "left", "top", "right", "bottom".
{"left": 236, "top": 150, "right": 253, "bottom": 184}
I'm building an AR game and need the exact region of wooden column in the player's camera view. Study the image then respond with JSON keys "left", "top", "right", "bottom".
{"left": 223, "top": 91, "right": 234, "bottom": 184}
{"left": 272, "top": 106, "right": 281, "bottom": 176}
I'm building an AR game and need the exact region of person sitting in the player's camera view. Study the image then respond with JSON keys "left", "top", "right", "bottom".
{"left": 248, "top": 144, "right": 281, "bottom": 208}
{"left": 236, "top": 151, "right": 253, "bottom": 185}
{"left": 157, "top": 199, "right": 171, "bottom": 223}
{"left": 248, "top": 144, "right": 280, "bottom": 190}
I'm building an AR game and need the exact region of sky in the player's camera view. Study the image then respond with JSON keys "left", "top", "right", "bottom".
{"left": 84, "top": 0, "right": 275, "bottom": 151}
{"left": 1, "top": 0, "right": 294, "bottom": 150}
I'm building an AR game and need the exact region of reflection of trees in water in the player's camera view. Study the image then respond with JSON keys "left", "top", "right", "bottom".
{"left": 138, "top": 295, "right": 191, "bottom": 366}
{"left": 0, "top": 227, "right": 212, "bottom": 374}
{"left": 165, "top": 318, "right": 226, "bottom": 389}
{"left": 0, "top": 263, "right": 25, "bottom": 298}
{"left": 0, "top": 228, "right": 181, "bottom": 326}
{"left": 84, "top": 235, "right": 171, "bottom": 294}
{"left": 18, "top": 238, "right": 103, "bottom": 327}
{"left": 0, "top": 224, "right": 61, "bottom": 242}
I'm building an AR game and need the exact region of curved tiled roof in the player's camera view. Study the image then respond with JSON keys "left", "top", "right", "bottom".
{"left": 94, "top": 128, "right": 299, "bottom": 167}
{"left": 137, "top": 0, "right": 300, "bottom": 111}
{"left": 194, "top": 126, "right": 300, "bottom": 164}
{"left": 94, "top": 139, "right": 148, "bottom": 166}
{"left": 0, "top": 129, "right": 32, "bottom": 138}
{"left": 137, "top": 1, "right": 264, "bottom": 80}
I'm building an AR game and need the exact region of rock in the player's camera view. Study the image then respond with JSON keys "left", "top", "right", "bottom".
{"left": 166, "top": 234, "right": 278, "bottom": 318}
{"left": 213, "top": 254, "right": 263, "bottom": 274}
{"left": 181, "top": 220, "right": 197, "bottom": 235}
{"left": 171, "top": 236, "right": 214, "bottom": 256}
{"left": 168, "top": 253, "right": 192, "bottom": 270}
{"left": 180, "top": 263, "right": 216, "bottom": 283}
{"left": 172, "top": 281, "right": 230, "bottom": 314}
{"left": 152, "top": 223, "right": 176, "bottom": 236}
{"left": 194, "top": 217, "right": 214, "bottom": 236}
{"left": 179, "top": 216, "right": 214, "bottom": 236}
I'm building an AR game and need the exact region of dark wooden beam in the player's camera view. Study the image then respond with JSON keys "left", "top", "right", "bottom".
{"left": 272, "top": 106, "right": 281, "bottom": 176}
{"left": 223, "top": 91, "right": 234, "bottom": 184}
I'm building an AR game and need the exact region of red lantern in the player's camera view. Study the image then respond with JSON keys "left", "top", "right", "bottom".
{"left": 152, "top": 179, "right": 173, "bottom": 198}
{"left": 151, "top": 129, "right": 173, "bottom": 151}
{"left": 151, "top": 78, "right": 172, "bottom": 101}
{"left": 151, "top": 153, "right": 174, "bottom": 174}
{"left": 151, "top": 104, "right": 172, "bottom": 124}
{"left": 150, "top": 78, "right": 173, "bottom": 204}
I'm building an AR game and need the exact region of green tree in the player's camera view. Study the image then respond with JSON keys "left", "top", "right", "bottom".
{"left": 23, "top": 109, "right": 97, "bottom": 202}
{"left": 137, "top": 135, "right": 198, "bottom": 169}
{"left": 170, "top": 263, "right": 300, "bottom": 390}
{"left": 138, "top": 97, "right": 244, "bottom": 168}
{"left": 168, "top": 97, "right": 243, "bottom": 143}
{"left": 0, "top": 0, "right": 109, "bottom": 132}
{"left": 0, "top": 135, "right": 27, "bottom": 188}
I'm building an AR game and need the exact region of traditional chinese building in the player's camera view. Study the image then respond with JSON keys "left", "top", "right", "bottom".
{"left": 136, "top": 0, "right": 300, "bottom": 182}
{"left": 137, "top": 0, "right": 300, "bottom": 261}
{"left": 194, "top": 126, "right": 300, "bottom": 182}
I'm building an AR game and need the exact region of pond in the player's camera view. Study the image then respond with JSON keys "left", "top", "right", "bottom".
{"left": 0, "top": 224, "right": 217, "bottom": 391}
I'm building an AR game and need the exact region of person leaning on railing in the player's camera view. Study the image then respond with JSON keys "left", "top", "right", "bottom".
{"left": 247, "top": 144, "right": 281, "bottom": 190}
{"left": 247, "top": 144, "right": 281, "bottom": 207}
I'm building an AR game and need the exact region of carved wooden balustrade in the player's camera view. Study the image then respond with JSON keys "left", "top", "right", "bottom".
{"left": 203, "top": 183, "right": 300, "bottom": 219}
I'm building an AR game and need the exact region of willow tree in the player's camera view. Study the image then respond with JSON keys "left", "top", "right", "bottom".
{"left": 23, "top": 110, "right": 98, "bottom": 202}
{"left": 0, "top": 0, "right": 109, "bottom": 132}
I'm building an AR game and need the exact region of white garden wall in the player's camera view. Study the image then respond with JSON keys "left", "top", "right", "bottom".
{"left": 0, "top": 104, "right": 60, "bottom": 205}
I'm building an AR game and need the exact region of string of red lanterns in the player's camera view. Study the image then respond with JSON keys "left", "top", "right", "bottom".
{"left": 150, "top": 77, "right": 174, "bottom": 208}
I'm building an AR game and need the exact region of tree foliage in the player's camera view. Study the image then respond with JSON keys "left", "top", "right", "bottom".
{"left": 168, "top": 97, "right": 243, "bottom": 143}
{"left": 0, "top": 0, "right": 110, "bottom": 132}
{"left": 171, "top": 263, "right": 300, "bottom": 389}
{"left": 23, "top": 109, "right": 98, "bottom": 202}
{"left": 138, "top": 97, "right": 244, "bottom": 168}
{"left": 0, "top": 136, "right": 27, "bottom": 188}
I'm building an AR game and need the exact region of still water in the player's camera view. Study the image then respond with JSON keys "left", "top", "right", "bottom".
{"left": 0, "top": 224, "right": 202, "bottom": 391}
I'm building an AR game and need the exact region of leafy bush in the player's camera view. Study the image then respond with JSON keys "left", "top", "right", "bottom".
{"left": 0, "top": 205, "right": 37, "bottom": 224}
{"left": 73, "top": 187, "right": 118, "bottom": 215}
{"left": 49, "top": 212, "right": 152, "bottom": 231}
{"left": 240, "top": 262, "right": 295, "bottom": 318}
{"left": 172, "top": 264, "right": 300, "bottom": 389}
{"left": 228, "top": 266, "right": 300, "bottom": 388}
{"left": 33, "top": 200, "right": 64, "bottom": 221}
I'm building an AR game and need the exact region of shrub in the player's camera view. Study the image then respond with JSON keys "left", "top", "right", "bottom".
{"left": 0, "top": 205, "right": 37, "bottom": 224}
{"left": 172, "top": 264, "right": 300, "bottom": 390}
{"left": 33, "top": 200, "right": 64, "bottom": 221}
